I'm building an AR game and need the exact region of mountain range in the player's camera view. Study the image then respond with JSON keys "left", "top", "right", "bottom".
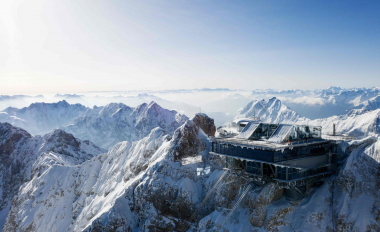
{"left": 1, "top": 91, "right": 380, "bottom": 231}
{"left": 1, "top": 111, "right": 380, "bottom": 231}
{"left": 0, "top": 101, "right": 188, "bottom": 150}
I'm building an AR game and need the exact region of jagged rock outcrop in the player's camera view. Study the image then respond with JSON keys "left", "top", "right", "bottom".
{"left": 171, "top": 120, "right": 208, "bottom": 161}
{"left": 192, "top": 113, "right": 216, "bottom": 137}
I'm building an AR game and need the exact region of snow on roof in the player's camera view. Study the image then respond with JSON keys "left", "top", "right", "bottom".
{"left": 267, "top": 124, "right": 293, "bottom": 143}
{"left": 236, "top": 122, "right": 260, "bottom": 139}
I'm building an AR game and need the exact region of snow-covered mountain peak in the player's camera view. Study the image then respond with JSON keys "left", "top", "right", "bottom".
{"left": 39, "top": 129, "right": 106, "bottom": 162}
{"left": 235, "top": 98, "right": 301, "bottom": 123}
{"left": 0, "top": 101, "right": 89, "bottom": 135}
{"left": 0, "top": 122, "right": 31, "bottom": 141}
{"left": 348, "top": 95, "right": 380, "bottom": 115}
{"left": 0, "top": 123, "right": 31, "bottom": 157}
{"left": 99, "top": 102, "right": 133, "bottom": 117}
{"left": 63, "top": 102, "right": 188, "bottom": 149}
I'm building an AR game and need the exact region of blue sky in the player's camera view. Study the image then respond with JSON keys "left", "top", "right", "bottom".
{"left": 1, "top": 0, "right": 379, "bottom": 94}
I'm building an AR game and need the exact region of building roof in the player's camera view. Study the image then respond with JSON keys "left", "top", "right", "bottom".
{"left": 267, "top": 124, "right": 293, "bottom": 143}
{"left": 213, "top": 122, "right": 324, "bottom": 148}
{"left": 236, "top": 122, "right": 260, "bottom": 139}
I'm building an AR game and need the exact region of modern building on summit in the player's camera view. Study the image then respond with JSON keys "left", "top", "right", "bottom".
{"left": 210, "top": 119, "right": 339, "bottom": 198}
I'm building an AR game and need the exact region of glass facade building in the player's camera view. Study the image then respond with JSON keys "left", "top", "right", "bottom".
{"left": 211, "top": 142, "right": 333, "bottom": 163}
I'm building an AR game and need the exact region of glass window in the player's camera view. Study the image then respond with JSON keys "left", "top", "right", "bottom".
{"left": 247, "top": 161, "right": 261, "bottom": 176}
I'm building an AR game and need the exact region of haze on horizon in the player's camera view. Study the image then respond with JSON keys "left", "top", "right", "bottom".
{"left": 1, "top": 0, "right": 379, "bottom": 95}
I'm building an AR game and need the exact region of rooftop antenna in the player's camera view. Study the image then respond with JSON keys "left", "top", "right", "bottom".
{"left": 333, "top": 123, "right": 336, "bottom": 136}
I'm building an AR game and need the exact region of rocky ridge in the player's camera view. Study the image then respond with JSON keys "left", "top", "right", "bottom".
{"left": 0, "top": 123, "right": 105, "bottom": 229}
{"left": 63, "top": 101, "right": 189, "bottom": 149}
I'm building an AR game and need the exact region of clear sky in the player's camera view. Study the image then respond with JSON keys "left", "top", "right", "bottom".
{"left": 1, "top": 0, "right": 379, "bottom": 94}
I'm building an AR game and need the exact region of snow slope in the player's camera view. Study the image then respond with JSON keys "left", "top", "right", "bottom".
{"left": 349, "top": 95, "right": 380, "bottom": 114}
{"left": 63, "top": 101, "right": 188, "bottom": 149}
{"left": 0, "top": 123, "right": 105, "bottom": 230}
{"left": 3, "top": 118, "right": 213, "bottom": 231}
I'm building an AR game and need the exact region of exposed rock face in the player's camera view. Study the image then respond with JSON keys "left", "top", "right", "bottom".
{"left": 171, "top": 120, "right": 207, "bottom": 161}
{"left": 0, "top": 122, "right": 31, "bottom": 157}
{"left": 191, "top": 113, "right": 216, "bottom": 137}
{"left": 0, "top": 123, "right": 32, "bottom": 222}
{"left": 248, "top": 183, "right": 284, "bottom": 228}
{"left": 0, "top": 123, "right": 105, "bottom": 229}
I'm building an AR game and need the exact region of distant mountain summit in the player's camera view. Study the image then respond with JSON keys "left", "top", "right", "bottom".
{"left": 0, "top": 100, "right": 189, "bottom": 149}
{"left": 64, "top": 101, "right": 189, "bottom": 149}
{"left": 235, "top": 97, "right": 301, "bottom": 123}
{"left": 0, "top": 100, "right": 88, "bottom": 135}
{"left": 349, "top": 95, "right": 380, "bottom": 114}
